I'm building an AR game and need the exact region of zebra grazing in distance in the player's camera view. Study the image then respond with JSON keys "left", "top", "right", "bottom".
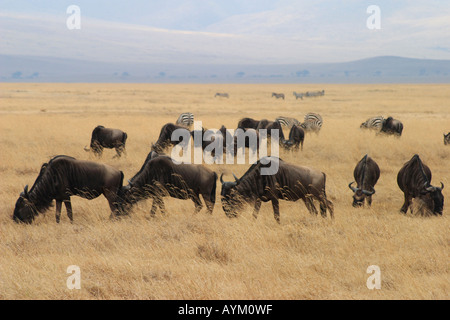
{"left": 305, "top": 90, "right": 325, "bottom": 97}
{"left": 275, "top": 116, "right": 301, "bottom": 128}
{"left": 293, "top": 92, "right": 304, "bottom": 100}
{"left": 272, "top": 93, "right": 285, "bottom": 100}
{"left": 175, "top": 112, "right": 194, "bottom": 128}
{"left": 360, "top": 116, "right": 385, "bottom": 131}
{"left": 215, "top": 93, "right": 229, "bottom": 98}
{"left": 300, "top": 113, "right": 323, "bottom": 134}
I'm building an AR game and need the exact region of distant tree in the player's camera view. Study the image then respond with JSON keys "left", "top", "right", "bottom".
{"left": 296, "top": 70, "right": 310, "bottom": 77}
{"left": 11, "top": 71, "right": 22, "bottom": 79}
{"left": 236, "top": 71, "right": 245, "bottom": 78}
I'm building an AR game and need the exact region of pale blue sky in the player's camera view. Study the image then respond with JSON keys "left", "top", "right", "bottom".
{"left": 1, "top": 0, "right": 449, "bottom": 63}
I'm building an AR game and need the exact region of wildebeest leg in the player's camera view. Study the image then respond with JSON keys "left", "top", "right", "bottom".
{"left": 303, "top": 197, "right": 318, "bottom": 215}
{"left": 271, "top": 199, "right": 280, "bottom": 223}
{"left": 366, "top": 195, "right": 373, "bottom": 207}
{"left": 400, "top": 193, "right": 412, "bottom": 214}
{"left": 193, "top": 196, "right": 203, "bottom": 214}
{"left": 64, "top": 200, "right": 73, "bottom": 223}
{"left": 55, "top": 200, "right": 62, "bottom": 223}
{"left": 252, "top": 199, "right": 262, "bottom": 219}
{"left": 203, "top": 196, "right": 214, "bottom": 215}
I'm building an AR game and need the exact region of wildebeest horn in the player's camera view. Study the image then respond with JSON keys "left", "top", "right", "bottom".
{"left": 232, "top": 173, "right": 239, "bottom": 183}
{"left": 84, "top": 145, "right": 90, "bottom": 151}
{"left": 220, "top": 173, "right": 224, "bottom": 184}
{"left": 440, "top": 182, "right": 444, "bottom": 190}
{"left": 362, "top": 189, "right": 375, "bottom": 196}
{"left": 23, "top": 185, "right": 29, "bottom": 198}
{"left": 127, "top": 179, "right": 134, "bottom": 187}
{"left": 348, "top": 181, "right": 358, "bottom": 192}
{"left": 425, "top": 185, "right": 436, "bottom": 192}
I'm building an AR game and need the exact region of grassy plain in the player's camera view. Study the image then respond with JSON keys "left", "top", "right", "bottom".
{"left": 0, "top": 83, "right": 448, "bottom": 300}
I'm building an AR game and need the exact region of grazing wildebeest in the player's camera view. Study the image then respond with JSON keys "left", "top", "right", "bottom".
{"left": 293, "top": 92, "right": 304, "bottom": 100}
{"left": 220, "top": 157, "right": 334, "bottom": 223}
{"left": 360, "top": 116, "right": 385, "bottom": 131}
{"left": 237, "top": 117, "right": 260, "bottom": 130}
{"left": 118, "top": 155, "right": 217, "bottom": 216}
{"left": 380, "top": 117, "right": 403, "bottom": 136}
{"left": 256, "top": 119, "right": 285, "bottom": 139}
{"left": 281, "top": 124, "right": 305, "bottom": 151}
{"left": 348, "top": 155, "right": 380, "bottom": 207}
{"left": 444, "top": 132, "right": 450, "bottom": 145}
{"left": 151, "top": 123, "right": 191, "bottom": 153}
{"left": 84, "top": 125, "right": 127, "bottom": 158}
{"left": 305, "top": 90, "right": 325, "bottom": 97}
{"left": 397, "top": 154, "right": 444, "bottom": 216}
{"left": 13, "top": 155, "right": 124, "bottom": 224}
{"left": 215, "top": 93, "right": 229, "bottom": 98}
{"left": 175, "top": 112, "right": 194, "bottom": 128}
{"left": 272, "top": 93, "right": 285, "bottom": 100}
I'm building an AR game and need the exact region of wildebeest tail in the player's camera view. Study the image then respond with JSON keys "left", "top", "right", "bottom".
{"left": 119, "top": 171, "right": 125, "bottom": 189}
{"left": 211, "top": 172, "right": 218, "bottom": 204}
{"left": 122, "top": 132, "right": 128, "bottom": 144}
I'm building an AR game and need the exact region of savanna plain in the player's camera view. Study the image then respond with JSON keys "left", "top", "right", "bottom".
{"left": 0, "top": 83, "right": 448, "bottom": 300}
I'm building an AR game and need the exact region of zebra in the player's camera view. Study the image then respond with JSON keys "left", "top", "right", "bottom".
{"left": 293, "top": 92, "right": 304, "bottom": 100}
{"left": 272, "top": 93, "right": 285, "bottom": 100}
{"left": 215, "top": 93, "right": 229, "bottom": 98}
{"left": 175, "top": 112, "right": 194, "bottom": 128}
{"left": 275, "top": 116, "right": 301, "bottom": 128}
{"left": 305, "top": 90, "right": 325, "bottom": 97}
{"left": 360, "top": 116, "right": 385, "bottom": 131}
{"left": 300, "top": 113, "right": 323, "bottom": 134}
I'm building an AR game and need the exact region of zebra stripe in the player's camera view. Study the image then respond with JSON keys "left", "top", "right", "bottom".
{"left": 175, "top": 112, "right": 194, "bottom": 127}
{"left": 276, "top": 116, "right": 301, "bottom": 128}
{"left": 360, "top": 116, "right": 384, "bottom": 130}
{"left": 293, "top": 91, "right": 304, "bottom": 100}
{"left": 305, "top": 90, "right": 325, "bottom": 97}
{"left": 215, "top": 93, "right": 229, "bottom": 98}
{"left": 301, "top": 113, "right": 323, "bottom": 133}
{"left": 272, "top": 93, "right": 285, "bottom": 99}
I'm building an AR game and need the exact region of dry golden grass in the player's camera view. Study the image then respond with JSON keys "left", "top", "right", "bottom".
{"left": 0, "top": 83, "right": 449, "bottom": 300}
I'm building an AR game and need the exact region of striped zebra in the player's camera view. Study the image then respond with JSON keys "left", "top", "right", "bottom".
{"left": 175, "top": 112, "right": 194, "bottom": 128}
{"left": 360, "top": 116, "right": 385, "bottom": 131}
{"left": 272, "top": 92, "right": 285, "bottom": 100}
{"left": 300, "top": 113, "right": 323, "bottom": 134}
{"left": 293, "top": 92, "right": 304, "bottom": 100}
{"left": 305, "top": 90, "right": 325, "bottom": 97}
{"left": 275, "top": 116, "right": 301, "bottom": 128}
{"left": 215, "top": 93, "right": 229, "bottom": 98}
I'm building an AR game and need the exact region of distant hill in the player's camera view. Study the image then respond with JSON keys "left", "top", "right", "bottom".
{"left": 1, "top": 55, "right": 449, "bottom": 83}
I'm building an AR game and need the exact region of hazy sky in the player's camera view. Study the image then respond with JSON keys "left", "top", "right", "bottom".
{"left": 1, "top": 0, "right": 449, "bottom": 64}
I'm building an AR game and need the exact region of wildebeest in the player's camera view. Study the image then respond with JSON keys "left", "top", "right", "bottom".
{"left": 305, "top": 90, "right": 325, "bottom": 97}
{"left": 272, "top": 93, "right": 285, "bottom": 100}
{"left": 348, "top": 155, "right": 380, "bottom": 207}
{"left": 84, "top": 125, "right": 127, "bottom": 158}
{"left": 151, "top": 123, "right": 192, "bottom": 153}
{"left": 397, "top": 154, "right": 444, "bottom": 216}
{"left": 220, "top": 157, "right": 334, "bottom": 223}
{"left": 13, "top": 155, "right": 124, "bottom": 224}
{"left": 444, "top": 132, "right": 450, "bottom": 145}
{"left": 118, "top": 155, "right": 217, "bottom": 216}
{"left": 256, "top": 119, "right": 285, "bottom": 139}
{"left": 215, "top": 93, "right": 229, "bottom": 98}
{"left": 237, "top": 117, "right": 260, "bottom": 130}
{"left": 281, "top": 124, "right": 305, "bottom": 151}
{"left": 380, "top": 117, "right": 403, "bottom": 136}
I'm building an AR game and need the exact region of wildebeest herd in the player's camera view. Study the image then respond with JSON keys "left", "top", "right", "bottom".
{"left": 12, "top": 93, "right": 447, "bottom": 224}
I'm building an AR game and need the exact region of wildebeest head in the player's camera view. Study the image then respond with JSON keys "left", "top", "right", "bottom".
{"left": 13, "top": 185, "right": 37, "bottom": 224}
{"left": 444, "top": 132, "right": 450, "bottom": 145}
{"left": 348, "top": 181, "right": 375, "bottom": 207}
{"left": 220, "top": 173, "right": 242, "bottom": 218}
{"left": 419, "top": 182, "right": 444, "bottom": 215}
